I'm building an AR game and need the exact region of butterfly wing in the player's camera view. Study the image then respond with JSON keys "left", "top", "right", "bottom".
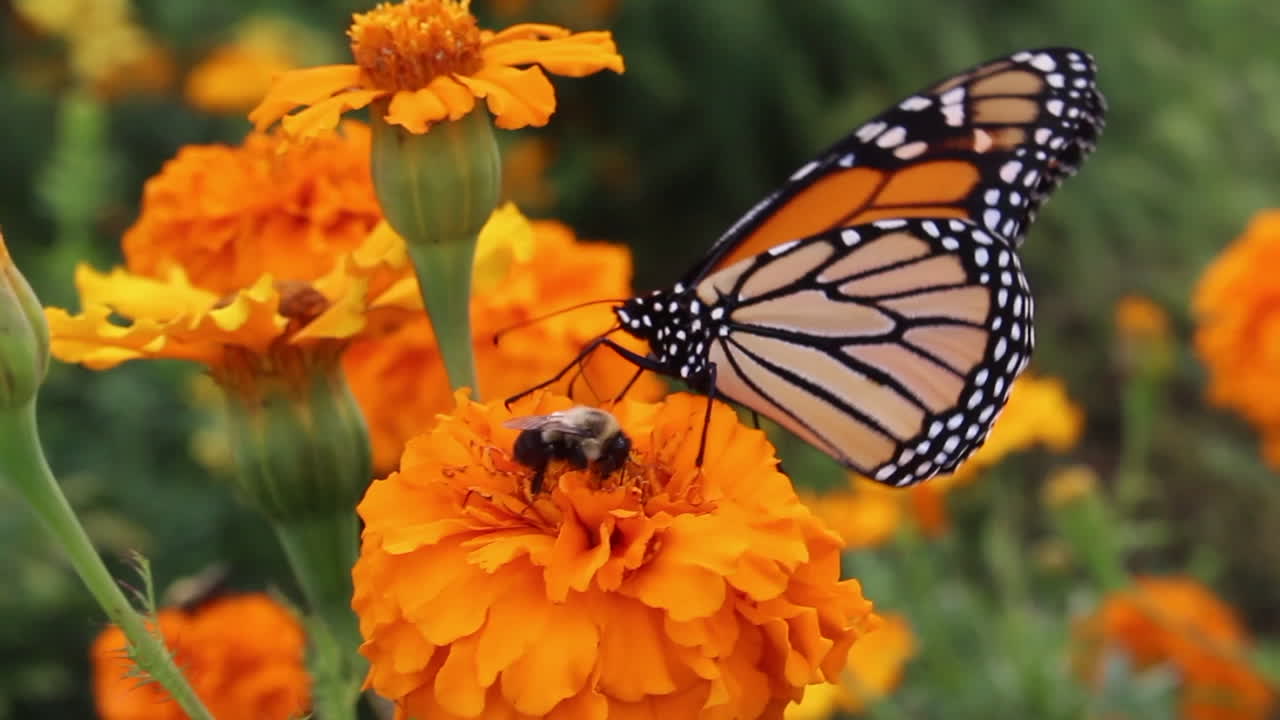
{"left": 686, "top": 47, "right": 1104, "bottom": 282}
{"left": 695, "top": 217, "right": 1033, "bottom": 486}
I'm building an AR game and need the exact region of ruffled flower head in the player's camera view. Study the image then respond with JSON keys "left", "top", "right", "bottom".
{"left": 1077, "top": 576, "right": 1274, "bottom": 720}
{"left": 45, "top": 123, "right": 410, "bottom": 390}
{"left": 91, "top": 593, "right": 309, "bottom": 720}
{"left": 249, "top": 0, "right": 625, "bottom": 138}
{"left": 353, "top": 391, "right": 880, "bottom": 719}
{"left": 1193, "top": 210, "right": 1280, "bottom": 467}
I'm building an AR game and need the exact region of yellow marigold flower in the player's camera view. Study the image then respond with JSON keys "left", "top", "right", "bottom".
{"left": 91, "top": 593, "right": 309, "bottom": 720}
{"left": 1041, "top": 464, "right": 1099, "bottom": 508}
{"left": 122, "top": 123, "right": 381, "bottom": 296}
{"left": 785, "top": 614, "right": 915, "bottom": 719}
{"left": 184, "top": 23, "right": 299, "bottom": 113}
{"left": 353, "top": 391, "right": 880, "bottom": 720}
{"left": 345, "top": 204, "right": 664, "bottom": 471}
{"left": 45, "top": 243, "right": 405, "bottom": 378}
{"left": 14, "top": 0, "right": 173, "bottom": 98}
{"left": 249, "top": 0, "right": 624, "bottom": 139}
{"left": 1194, "top": 210, "right": 1280, "bottom": 467}
{"left": 1077, "top": 576, "right": 1274, "bottom": 720}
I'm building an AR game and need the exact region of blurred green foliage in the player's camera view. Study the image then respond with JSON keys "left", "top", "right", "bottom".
{"left": 2, "top": 0, "right": 1278, "bottom": 717}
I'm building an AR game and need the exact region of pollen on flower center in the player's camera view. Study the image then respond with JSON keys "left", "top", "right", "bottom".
{"left": 348, "top": 0, "right": 483, "bottom": 90}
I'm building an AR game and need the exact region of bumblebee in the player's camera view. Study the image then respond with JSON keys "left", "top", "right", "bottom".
{"left": 503, "top": 406, "right": 631, "bottom": 494}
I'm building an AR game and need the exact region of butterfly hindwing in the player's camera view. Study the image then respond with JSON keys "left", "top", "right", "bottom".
{"left": 689, "top": 47, "right": 1104, "bottom": 281}
{"left": 693, "top": 218, "right": 1034, "bottom": 486}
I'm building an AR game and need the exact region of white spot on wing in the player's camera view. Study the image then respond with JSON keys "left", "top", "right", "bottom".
{"left": 900, "top": 95, "right": 932, "bottom": 111}
{"left": 790, "top": 161, "right": 820, "bottom": 181}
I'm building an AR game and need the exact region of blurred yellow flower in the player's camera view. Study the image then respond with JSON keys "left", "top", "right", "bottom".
{"left": 353, "top": 391, "right": 881, "bottom": 720}
{"left": 1193, "top": 210, "right": 1280, "bottom": 469}
{"left": 1041, "top": 464, "right": 1099, "bottom": 509}
{"left": 13, "top": 0, "right": 173, "bottom": 98}
{"left": 345, "top": 204, "right": 665, "bottom": 471}
{"left": 91, "top": 593, "right": 309, "bottom": 720}
{"left": 786, "top": 614, "right": 915, "bottom": 718}
{"left": 249, "top": 0, "right": 624, "bottom": 139}
{"left": 1078, "top": 576, "right": 1274, "bottom": 720}
{"left": 184, "top": 19, "right": 311, "bottom": 113}
{"left": 815, "top": 374, "right": 1083, "bottom": 547}
{"left": 122, "top": 122, "right": 382, "bottom": 296}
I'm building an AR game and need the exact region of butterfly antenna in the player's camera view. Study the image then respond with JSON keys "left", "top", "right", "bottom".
{"left": 493, "top": 297, "right": 627, "bottom": 346}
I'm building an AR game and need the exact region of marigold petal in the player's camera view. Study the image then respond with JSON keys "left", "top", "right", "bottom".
{"left": 475, "top": 567, "right": 551, "bottom": 684}
{"left": 249, "top": 64, "right": 365, "bottom": 129}
{"left": 546, "top": 687, "right": 609, "bottom": 720}
{"left": 434, "top": 636, "right": 488, "bottom": 717}
{"left": 483, "top": 30, "right": 624, "bottom": 77}
{"left": 501, "top": 603, "right": 599, "bottom": 715}
{"left": 383, "top": 77, "right": 477, "bottom": 134}
{"left": 593, "top": 599, "right": 679, "bottom": 701}
{"left": 545, "top": 506, "right": 614, "bottom": 601}
{"left": 280, "top": 88, "right": 386, "bottom": 140}
{"left": 457, "top": 65, "right": 555, "bottom": 129}
{"left": 484, "top": 23, "right": 574, "bottom": 43}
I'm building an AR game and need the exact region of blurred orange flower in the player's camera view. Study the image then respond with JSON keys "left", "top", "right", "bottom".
{"left": 785, "top": 614, "right": 916, "bottom": 719}
{"left": 1079, "top": 576, "right": 1274, "bottom": 720}
{"left": 184, "top": 19, "right": 306, "bottom": 113}
{"left": 353, "top": 391, "right": 880, "bottom": 720}
{"left": 1116, "top": 295, "right": 1172, "bottom": 343}
{"left": 122, "top": 122, "right": 381, "bottom": 295}
{"left": 813, "top": 373, "right": 1084, "bottom": 546}
{"left": 249, "top": 0, "right": 624, "bottom": 139}
{"left": 345, "top": 203, "right": 664, "bottom": 471}
{"left": 1193, "top": 210, "right": 1280, "bottom": 468}
{"left": 91, "top": 593, "right": 309, "bottom": 720}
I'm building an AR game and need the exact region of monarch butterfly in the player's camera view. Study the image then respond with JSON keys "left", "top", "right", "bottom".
{"left": 510, "top": 47, "right": 1104, "bottom": 487}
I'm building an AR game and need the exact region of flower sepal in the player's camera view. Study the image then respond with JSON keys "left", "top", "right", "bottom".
{"left": 219, "top": 343, "right": 372, "bottom": 522}
{"left": 0, "top": 230, "right": 50, "bottom": 411}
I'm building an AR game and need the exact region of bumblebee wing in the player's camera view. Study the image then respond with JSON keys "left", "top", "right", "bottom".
{"left": 502, "top": 413, "right": 595, "bottom": 436}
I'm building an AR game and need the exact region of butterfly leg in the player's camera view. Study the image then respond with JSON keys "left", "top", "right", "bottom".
{"left": 505, "top": 335, "right": 610, "bottom": 408}
{"left": 611, "top": 366, "right": 645, "bottom": 404}
{"left": 694, "top": 364, "right": 717, "bottom": 468}
{"left": 750, "top": 410, "right": 761, "bottom": 429}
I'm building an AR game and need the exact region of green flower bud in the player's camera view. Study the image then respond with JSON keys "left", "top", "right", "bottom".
{"left": 216, "top": 341, "right": 372, "bottom": 522}
{"left": 370, "top": 106, "right": 501, "bottom": 249}
{"left": 0, "top": 229, "right": 50, "bottom": 411}
{"left": 369, "top": 105, "right": 501, "bottom": 395}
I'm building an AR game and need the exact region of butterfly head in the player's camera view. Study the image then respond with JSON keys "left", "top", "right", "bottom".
{"left": 614, "top": 285, "right": 716, "bottom": 382}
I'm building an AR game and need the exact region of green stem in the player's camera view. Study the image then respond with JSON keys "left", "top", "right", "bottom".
{"left": 274, "top": 512, "right": 366, "bottom": 720}
{"left": 0, "top": 402, "right": 215, "bottom": 720}
{"left": 409, "top": 238, "right": 480, "bottom": 397}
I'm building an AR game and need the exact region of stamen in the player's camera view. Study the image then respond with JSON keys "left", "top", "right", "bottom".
{"left": 349, "top": 0, "right": 484, "bottom": 90}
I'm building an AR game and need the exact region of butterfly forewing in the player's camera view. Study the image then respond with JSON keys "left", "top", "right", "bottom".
{"left": 696, "top": 218, "right": 1034, "bottom": 486}
{"left": 688, "top": 47, "right": 1104, "bottom": 281}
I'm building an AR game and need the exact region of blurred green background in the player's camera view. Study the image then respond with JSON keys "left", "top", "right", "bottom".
{"left": 2, "top": 0, "right": 1279, "bottom": 717}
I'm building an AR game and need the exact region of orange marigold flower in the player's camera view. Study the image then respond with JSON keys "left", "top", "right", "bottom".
{"left": 352, "top": 391, "right": 880, "bottom": 720}
{"left": 186, "top": 18, "right": 305, "bottom": 112}
{"left": 1193, "top": 210, "right": 1280, "bottom": 467}
{"left": 1077, "top": 576, "right": 1274, "bottom": 720}
{"left": 821, "top": 374, "right": 1083, "bottom": 546}
{"left": 345, "top": 204, "right": 664, "bottom": 471}
{"left": 785, "top": 614, "right": 915, "bottom": 719}
{"left": 122, "top": 122, "right": 382, "bottom": 295}
{"left": 249, "top": 0, "right": 624, "bottom": 139}
{"left": 91, "top": 593, "right": 309, "bottom": 720}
